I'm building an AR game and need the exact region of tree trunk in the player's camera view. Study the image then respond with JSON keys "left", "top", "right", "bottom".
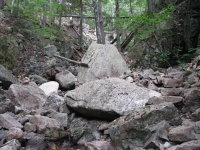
{"left": 59, "top": 0, "right": 64, "bottom": 27}
{"left": 41, "top": 2, "right": 47, "bottom": 27}
{"left": 98, "top": 1, "right": 105, "bottom": 44}
{"left": 147, "top": 0, "right": 155, "bottom": 18}
{"left": 92, "top": 0, "right": 105, "bottom": 44}
{"left": 0, "top": 0, "right": 4, "bottom": 9}
{"left": 115, "top": 0, "right": 121, "bottom": 51}
{"left": 79, "top": 0, "right": 83, "bottom": 50}
{"left": 129, "top": 0, "right": 133, "bottom": 14}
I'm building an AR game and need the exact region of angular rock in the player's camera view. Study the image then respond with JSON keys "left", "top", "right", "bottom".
{"left": 160, "top": 88, "right": 183, "bottom": 96}
{"left": 43, "top": 94, "right": 64, "bottom": 111}
{"left": 44, "top": 45, "right": 57, "bottom": 58}
{"left": 0, "top": 113, "right": 23, "bottom": 129}
{"left": 24, "top": 122, "right": 37, "bottom": 133}
{"left": 77, "top": 128, "right": 101, "bottom": 144}
{"left": 7, "top": 84, "right": 47, "bottom": 110}
{"left": 0, "top": 64, "right": 18, "bottom": 89}
{"left": 82, "top": 141, "right": 114, "bottom": 150}
{"left": 162, "top": 78, "right": 183, "bottom": 88}
{"left": 77, "top": 43, "right": 128, "bottom": 83}
{"left": 55, "top": 70, "right": 77, "bottom": 90}
{"left": 168, "top": 126, "right": 197, "bottom": 142}
{"left": 7, "top": 127, "right": 24, "bottom": 141}
{"left": 28, "top": 115, "right": 65, "bottom": 140}
{"left": 191, "top": 108, "right": 200, "bottom": 121}
{"left": 107, "top": 103, "right": 181, "bottom": 149}
{"left": 48, "top": 112, "right": 68, "bottom": 128}
{"left": 65, "top": 78, "right": 162, "bottom": 120}
{"left": 39, "top": 81, "right": 59, "bottom": 96}
{"left": 162, "top": 96, "right": 183, "bottom": 104}
{"left": 188, "top": 72, "right": 199, "bottom": 85}
{"left": 167, "top": 140, "right": 200, "bottom": 150}
{"left": 0, "top": 139, "right": 21, "bottom": 150}
{"left": 182, "top": 88, "right": 200, "bottom": 113}
{"left": 24, "top": 133, "right": 46, "bottom": 150}
{"left": 0, "top": 130, "right": 7, "bottom": 146}
{"left": 0, "top": 99, "right": 15, "bottom": 114}
{"left": 29, "top": 115, "right": 61, "bottom": 132}
{"left": 144, "top": 121, "right": 170, "bottom": 149}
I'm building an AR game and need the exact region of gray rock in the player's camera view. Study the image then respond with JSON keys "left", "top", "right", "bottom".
{"left": 24, "top": 133, "right": 46, "bottom": 150}
{"left": 29, "top": 115, "right": 61, "bottom": 132}
{"left": 7, "top": 84, "right": 47, "bottom": 110}
{"left": 65, "top": 78, "right": 161, "bottom": 120}
{"left": 77, "top": 43, "right": 128, "bottom": 83}
{"left": 24, "top": 122, "right": 37, "bottom": 133}
{"left": 28, "top": 115, "right": 65, "bottom": 140}
{"left": 0, "top": 99, "right": 15, "bottom": 114}
{"left": 144, "top": 121, "right": 170, "bottom": 149}
{"left": 0, "top": 113, "right": 23, "bottom": 129}
{"left": 162, "top": 78, "right": 183, "bottom": 88}
{"left": 167, "top": 140, "right": 200, "bottom": 150}
{"left": 48, "top": 112, "right": 68, "bottom": 128}
{"left": 188, "top": 72, "right": 199, "bottom": 85}
{"left": 43, "top": 94, "right": 65, "bottom": 112}
{"left": 0, "top": 65, "right": 18, "bottom": 89}
{"left": 81, "top": 141, "right": 114, "bottom": 150}
{"left": 162, "top": 96, "right": 183, "bottom": 104}
{"left": 55, "top": 70, "right": 77, "bottom": 90}
{"left": 160, "top": 88, "right": 183, "bottom": 96}
{"left": 44, "top": 45, "right": 57, "bottom": 58}
{"left": 168, "top": 126, "right": 197, "bottom": 142}
{"left": 0, "top": 130, "right": 7, "bottom": 146}
{"left": 77, "top": 128, "right": 100, "bottom": 144}
{"left": 7, "top": 127, "right": 24, "bottom": 141}
{"left": 107, "top": 103, "right": 181, "bottom": 149}
{"left": 191, "top": 108, "right": 200, "bottom": 121}
{"left": 0, "top": 139, "right": 21, "bottom": 150}
{"left": 182, "top": 88, "right": 200, "bottom": 113}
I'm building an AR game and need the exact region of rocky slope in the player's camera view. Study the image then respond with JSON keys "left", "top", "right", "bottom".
{"left": 1, "top": 41, "right": 200, "bottom": 150}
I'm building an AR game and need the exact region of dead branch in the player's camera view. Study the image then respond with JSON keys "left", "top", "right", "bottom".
{"left": 54, "top": 54, "right": 89, "bottom": 67}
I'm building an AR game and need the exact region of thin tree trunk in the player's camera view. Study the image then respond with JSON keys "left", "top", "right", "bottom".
{"left": 79, "top": 0, "right": 83, "bottom": 50}
{"left": 147, "top": 0, "right": 155, "bottom": 18}
{"left": 0, "top": 0, "right": 4, "bottom": 9}
{"left": 98, "top": 1, "right": 105, "bottom": 44}
{"left": 129, "top": 0, "right": 133, "bottom": 14}
{"left": 115, "top": 0, "right": 121, "bottom": 51}
{"left": 59, "top": 0, "right": 64, "bottom": 27}
{"left": 41, "top": 2, "right": 47, "bottom": 26}
{"left": 92, "top": 0, "right": 105, "bottom": 44}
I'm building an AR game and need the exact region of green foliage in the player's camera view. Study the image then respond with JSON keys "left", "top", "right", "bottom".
{"left": 115, "top": 4, "right": 173, "bottom": 39}
{"left": 5, "top": 0, "right": 65, "bottom": 40}
{"left": 0, "top": 36, "right": 18, "bottom": 69}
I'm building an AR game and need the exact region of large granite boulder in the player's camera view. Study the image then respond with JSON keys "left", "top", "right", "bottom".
{"left": 7, "top": 84, "right": 47, "bottom": 110}
{"left": 77, "top": 43, "right": 129, "bottom": 83}
{"left": 0, "top": 65, "right": 18, "bottom": 89}
{"left": 65, "top": 78, "right": 162, "bottom": 120}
